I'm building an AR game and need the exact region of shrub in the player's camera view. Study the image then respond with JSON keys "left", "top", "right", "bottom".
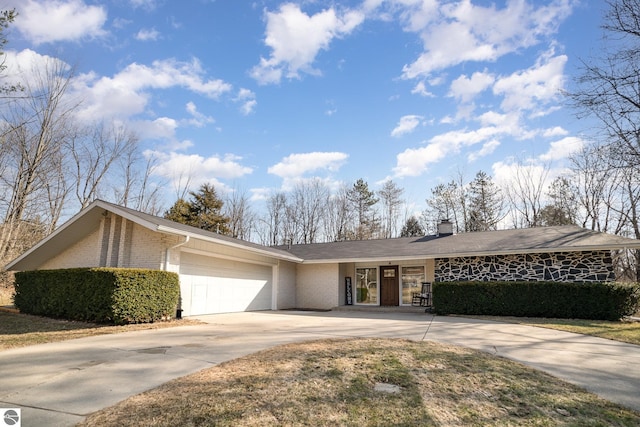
{"left": 432, "top": 281, "right": 639, "bottom": 321}
{"left": 14, "top": 268, "right": 180, "bottom": 324}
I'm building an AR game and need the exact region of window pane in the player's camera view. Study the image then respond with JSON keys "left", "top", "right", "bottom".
{"left": 356, "top": 268, "right": 377, "bottom": 304}
{"left": 402, "top": 266, "right": 425, "bottom": 304}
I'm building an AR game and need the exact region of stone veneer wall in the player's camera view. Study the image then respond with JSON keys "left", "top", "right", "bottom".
{"left": 435, "top": 251, "right": 615, "bottom": 282}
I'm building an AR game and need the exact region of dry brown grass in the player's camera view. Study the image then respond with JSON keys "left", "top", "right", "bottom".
{"left": 79, "top": 338, "right": 640, "bottom": 427}
{"left": 0, "top": 310, "right": 201, "bottom": 350}
{"left": 468, "top": 316, "right": 640, "bottom": 346}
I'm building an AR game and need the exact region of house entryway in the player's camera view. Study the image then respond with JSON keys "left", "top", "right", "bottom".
{"left": 380, "top": 265, "right": 399, "bottom": 306}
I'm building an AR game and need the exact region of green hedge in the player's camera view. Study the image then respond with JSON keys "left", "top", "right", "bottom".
{"left": 432, "top": 281, "right": 640, "bottom": 321}
{"left": 14, "top": 268, "right": 180, "bottom": 324}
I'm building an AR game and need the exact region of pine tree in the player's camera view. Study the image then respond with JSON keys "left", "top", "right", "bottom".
{"left": 346, "top": 178, "right": 379, "bottom": 239}
{"left": 467, "top": 171, "right": 503, "bottom": 231}
{"left": 164, "top": 183, "right": 229, "bottom": 234}
{"left": 400, "top": 216, "right": 424, "bottom": 237}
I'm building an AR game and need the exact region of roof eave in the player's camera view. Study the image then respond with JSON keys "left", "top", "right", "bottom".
{"left": 297, "top": 244, "right": 639, "bottom": 264}
{"left": 156, "top": 225, "right": 303, "bottom": 263}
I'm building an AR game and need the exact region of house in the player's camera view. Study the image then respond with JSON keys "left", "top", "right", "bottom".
{"left": 5, "top": 200, "right": 640, "bottom": 316}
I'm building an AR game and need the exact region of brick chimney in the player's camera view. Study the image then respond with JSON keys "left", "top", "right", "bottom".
{"left": 437, "top": 219, "right": 453, "bottom": 237}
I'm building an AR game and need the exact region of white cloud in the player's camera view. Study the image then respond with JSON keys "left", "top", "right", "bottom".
{"left": 539, "top": 136, "right": 584, "bottom": 161}
{"left": 15, "top": 0, "right": 107, "bottom": 45}
{"left": 268, "top": 152, "right": 348, "bottom": 178}
{"left": 235, "top": 88, "right": 257, "bottom": 115}
{"left": 148, "top": 151, "right": 253, "bottom": 192}
{"left": 251, "top": 3, "right": 365, "bottom": 84}
{"left": 3, "top": 49, "right": 68, "bottom": 89}
{"left": 391, "top": 115, "right": 423, "bottom": 137}
{"left": 448, "top": 70, "right": 494, "bottom": 103}
{"left": 410, "top": 81, "right": 434, "bottom": 97}
{"left": 400, "top": 0, "right": 574, "bottom": 79}
{"left": 72, "top": 57, "right": 232, "bottom": 121}
{"left": 184, "top": 102, "right": 215, "bottom": 127}
{"left": 468, "top": 139, "right": 500, "bottom": 162}
{"left": 129, "top": 0, "right": 158, "bottom": 10}
{"left": 543, "top": 126, "right": 569, "bottom": 137}
{"left": 493, "top": 50, "right": 567, "bottom": 114}
{"left": 135, "top": 28, "right": 160, "bottom": 41}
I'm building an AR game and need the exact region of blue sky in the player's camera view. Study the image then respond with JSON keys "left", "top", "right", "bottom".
{"left": 4, "top": 0, "right": 604, "bottom": 216}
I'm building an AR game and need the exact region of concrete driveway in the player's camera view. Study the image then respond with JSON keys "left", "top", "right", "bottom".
{"left": 1, "top": 310, "right": 639, "bottom": 426}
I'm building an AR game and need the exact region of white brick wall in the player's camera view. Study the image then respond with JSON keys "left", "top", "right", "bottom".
{"left": 276, "top": 261, "right": 297, "bottom": 309}
{"left": 40, "top": 228, "right": 102, "bottom": 269}
{"left": 296, "top": 263, "right": 339, "bottom": 309}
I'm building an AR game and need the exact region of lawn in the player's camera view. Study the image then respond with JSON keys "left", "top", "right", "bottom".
{"left": 471, "top": 316, "right": 640, "bottom": 346}
{"left": 78, "top": 338, "right": 640, "bottom": 427}
{"left": 0, "top": 309, "right": 200, "bottom": 350}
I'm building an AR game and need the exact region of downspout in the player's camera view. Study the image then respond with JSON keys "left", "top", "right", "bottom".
{"left": 165, "top": 235, "right": 189, "bottom": 319}
{"left": 164, "top": 235, "right": 190, "bottom": 271}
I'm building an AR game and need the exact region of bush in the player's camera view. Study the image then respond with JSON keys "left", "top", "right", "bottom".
{"left": 432, "top": 281, "right": 639, "bottom": 321}
{"left": 14, "top": 268, "right": 180, "bottom": 324}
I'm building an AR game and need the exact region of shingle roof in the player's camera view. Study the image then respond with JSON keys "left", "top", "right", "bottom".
{"left": 278, "top": 226, "right": 640, "bottom": 263}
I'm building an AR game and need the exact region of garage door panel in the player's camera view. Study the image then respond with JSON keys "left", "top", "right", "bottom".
{"left": 180, "top": 253, "right": 272, "bottom": 316}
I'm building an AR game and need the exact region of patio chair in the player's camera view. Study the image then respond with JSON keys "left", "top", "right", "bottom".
{"left": 411, "top": 282, "right": 432, "bottom": 307}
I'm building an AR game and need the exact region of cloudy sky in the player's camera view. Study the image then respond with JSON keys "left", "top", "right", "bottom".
{"left": 4, "top": 0, "right": 603, "bottom": 213}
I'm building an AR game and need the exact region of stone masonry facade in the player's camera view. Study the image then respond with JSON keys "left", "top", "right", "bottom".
{"left": 435, "top": 251, "right": 615, "bottom": 282}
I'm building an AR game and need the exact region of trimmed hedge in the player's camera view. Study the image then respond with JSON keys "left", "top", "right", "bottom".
{"left": 14, "top": 268, "right": 180, "bottom": 324}
{"left": 432, "top": 281, "right": 640, "bottom": 321}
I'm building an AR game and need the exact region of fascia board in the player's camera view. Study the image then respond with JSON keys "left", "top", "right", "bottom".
{"left": 156, "top": 225, "right": 303, "bottom": 263}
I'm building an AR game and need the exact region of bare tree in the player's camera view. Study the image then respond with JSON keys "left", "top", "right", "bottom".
{"left": 0, "top": 57, "right": 78, "bottom": 262}
{"left": 69, "top": 121, "right": 138, "bottom": 208}
{"left": 378, "top": 179, "right": 404, "bottom": 238}
{"left": 424, "top": 171, "right": 468, "bottom": 233}
{"left": 290, "top": 179, "right": 329, "bottom": 244}
{"left": 261, "top": 191, "right": 287, "bottom": 246}
{"left": 325, "top": 184, "right": 353, "bottom": 242}
{"left": 224, "top": 186, "right": 256, "bottom": 240}
{"left": 503, "top": 161, "right": 550, "bottom": 228}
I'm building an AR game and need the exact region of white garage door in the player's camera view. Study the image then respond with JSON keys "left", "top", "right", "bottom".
{"left": 179, "top": 252, "right": 273, "bottom": 316}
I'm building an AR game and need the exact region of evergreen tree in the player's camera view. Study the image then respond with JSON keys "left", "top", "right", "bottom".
{"left": 467, "top": 171, "right": 504, "bottom": 231}
{"left": 164, "top": 183, "right": 229, "bottom": 234}
{"left": 539, "top": 176, "right": 578, "bottom": 226}
{"left": 400, "top": 216, "right": 424, "bottom": 237}
{"left": 346, "top": 178, "right": 379, "bottom": 239}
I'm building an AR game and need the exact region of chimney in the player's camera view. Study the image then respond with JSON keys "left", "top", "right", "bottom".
{"left": 437, "top": 219, "right": 453, "bottom": 237}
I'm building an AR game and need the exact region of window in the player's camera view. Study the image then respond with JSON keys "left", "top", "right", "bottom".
{"left": 401, "top": 266, "right": 425, "bottom": 305}
{"left": 355, "top": 267, "right": 377, "bottom": 304}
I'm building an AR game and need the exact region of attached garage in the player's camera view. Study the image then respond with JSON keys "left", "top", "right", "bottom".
{"left": 179, "top": 252, "right": 273, "bottom": 316}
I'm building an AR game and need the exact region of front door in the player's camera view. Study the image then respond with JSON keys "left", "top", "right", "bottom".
{"left": 380, "top": 266, "right": 399, "bottom": 306}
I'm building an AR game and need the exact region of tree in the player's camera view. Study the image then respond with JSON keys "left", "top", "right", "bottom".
{"left": 466, "top": 171, "right": 504, "bottom": 231}
{"left": 539, "top": 176, "right": 578, "bottom": 226}
{"left": 291, "top": 179, "right": 329, "bottom": 244}
{"left": 224, "top": 186, "right": 255, "bottom": 240}
{"left": 164, "top": 183, "right": 229, "bottom": 234}
{"left": 504, "top": 161, "right": 550, "bottom": 228}
{"left": 325, "top": 184, "right": 353, "bottom": 242}
{"left": 400, "top": 216, "right": 424, "bottom": 237}
{"left": 0, "top": 9, "right": 20, "bottom": 95}
{"left": 378, "top": 180, "right": 404, "bottom": 238}
{"left": 347, "top": 178, "right": 379, "bottom": 239}
{"left": 0, "top": 57, "right": 78, "bottom": 264}
{"left": 424, "top": 171, "right": 468, "bottom": 233}
{"left": 569, "top": 0, "right": 640, "bottom": 279}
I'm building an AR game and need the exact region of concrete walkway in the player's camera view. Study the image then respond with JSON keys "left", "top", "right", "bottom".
{"left": 1, "top": 311, "right": 639, "bottom": 426}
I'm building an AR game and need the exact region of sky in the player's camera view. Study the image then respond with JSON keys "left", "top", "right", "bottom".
{"left": 3, "top": 0, "right": 606, "bottom": 217}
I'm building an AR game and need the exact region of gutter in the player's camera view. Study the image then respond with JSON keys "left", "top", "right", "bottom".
{"left": 164, "top": 235, "right": 190, "bottom": 271}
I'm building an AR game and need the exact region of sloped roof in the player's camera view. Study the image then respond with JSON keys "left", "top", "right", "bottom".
{"left": 7, "top": 200, "right": 640, "bottom": 271}
{"left": 279, "top": 226, "right": 640, "bottom": 263}
{"left": 5, "top": 200, "right": 301, "bottom": 271}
